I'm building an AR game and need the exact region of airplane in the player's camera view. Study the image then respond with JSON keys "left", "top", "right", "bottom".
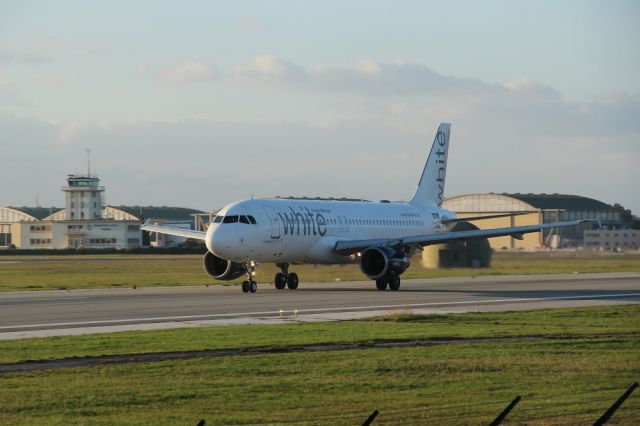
{"left": 142, "top": 123, "right": 585, "bottom": 293}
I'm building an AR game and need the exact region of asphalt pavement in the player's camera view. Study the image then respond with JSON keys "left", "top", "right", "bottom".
{"left": 1, "top": 272, "right": 638, "bottom": 340}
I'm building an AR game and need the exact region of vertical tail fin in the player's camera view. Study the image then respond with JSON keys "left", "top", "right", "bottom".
{"left": 408, "top": 123, "right": 451, "bottom": 207}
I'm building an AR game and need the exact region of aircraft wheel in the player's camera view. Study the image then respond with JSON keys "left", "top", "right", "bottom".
{"left": 287, "top": 273, "right": 299, "bottom": 289}
{"left": 274, "top": 273, "right": 287, "bottom": 289}
{"left": 375, "top": 279, "right": 387, "bottom": 290}
{"left": 242, "top": 280, "right": 250, "bottom": 293}
{"left": 389, "top": 276, "right": 401, "bottom": 291}
{"left": 249, "top": 280, "right": 258, "bottom": 293}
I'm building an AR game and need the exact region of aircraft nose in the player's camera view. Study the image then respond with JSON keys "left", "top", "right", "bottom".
{"left": 207, "top": 224, "right": 234, "bottom": 257}
{"left": 205, "top": 225, "right": 216, "bottom": 253}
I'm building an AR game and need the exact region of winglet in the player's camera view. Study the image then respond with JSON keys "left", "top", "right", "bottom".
{"left": 408, "top": 123, "right": 451, "bottom": 207}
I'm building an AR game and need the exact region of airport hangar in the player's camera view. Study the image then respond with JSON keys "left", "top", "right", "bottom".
{"left": 442, "top": 192, "right": 626, "bottom": 250}
{"left": 0, "top": 173, "right": 205, "bottom": 250}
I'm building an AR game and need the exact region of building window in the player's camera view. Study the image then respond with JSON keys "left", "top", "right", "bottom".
{"left": 30, "top": 238, "right": 52, "bottom": 245}
{"left": 88, "top": 238, "right": 116, "bottom": 244}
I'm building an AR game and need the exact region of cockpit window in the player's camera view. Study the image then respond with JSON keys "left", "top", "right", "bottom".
{"left": 215, "top": 214, "right": 257, "bottom": 225}
{"left": 223, "top": 215, "right": 239, "bottom": 223}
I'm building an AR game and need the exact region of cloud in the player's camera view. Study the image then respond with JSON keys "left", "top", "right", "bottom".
{"left": 1, "top": 56, "right": 638, "bottom": 213}
{"left": 235, "top": 56, "right": 502, "bottom": 97}
{"left": 159, "top": 61, "right": 219, "bottom": 83}
{"left": 241, "top": 15, "right": 266, "bottom": 31}
{"left": 503, "top": 77, "right": 561, "bottom": 100}
{"left": 235, "top": 55, "right": 307, "bottom": 82}
{"left": 0, "top": 50, "right": 50, "bottom": 65}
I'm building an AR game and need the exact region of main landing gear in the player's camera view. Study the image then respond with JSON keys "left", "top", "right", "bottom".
{"left": 274, "top": 263, "right": 299, "bottom": 290}
{"left": 375, "top": 276, "right": 401, "bottom": 291}
{"left": 242, "top": 261, "right": 258, "bottom": 293}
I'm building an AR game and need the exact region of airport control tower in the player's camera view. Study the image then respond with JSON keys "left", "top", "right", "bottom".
{"left": 62, "top": 175, "right": 105, "bottom": 220}
{"left": 61, "top": 151, "right": 105, "bottom": 220}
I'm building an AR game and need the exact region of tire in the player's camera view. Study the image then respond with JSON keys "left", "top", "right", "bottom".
{"left": 287, "top": 272, "right": 299, "bottom": 290}
{"left": 274, "top": 273, "right": 287, "bottom": 289}
{"left": 249, "top": 280, "right": 257, "bottom": 293}
{"left": 241, "top": 280, "right": 250, "bottom": 293}
{"left": 375, "top": 279, "right": 387, "bottom": 290}
{"left": 389, "top": 276, "right": 401, "bottom": 291}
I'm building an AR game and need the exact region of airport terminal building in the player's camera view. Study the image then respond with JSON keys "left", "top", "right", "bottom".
{"left": 0, "top": 173, "right": 205, "bottom": 250}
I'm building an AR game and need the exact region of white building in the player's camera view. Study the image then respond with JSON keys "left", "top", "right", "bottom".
{"left": 583, "top": 229, "right": 640, "bottom": 251}
{"left": 9, "top": 220, "right": 141, "bottom": 250}
{"left": 1, "top": 170, "right": 206, "bottom": 250}
{"left": 1, "top": 173, "right": 141, "bottom": 250}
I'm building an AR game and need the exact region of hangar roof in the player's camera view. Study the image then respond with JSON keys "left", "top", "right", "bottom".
{"left": 502, "top": 193, "right": 613, "bottom": 211}
{"left": 443, "top": 193, "right": 615, "bottom": 213}
{"left": 5, "top": 207, "right": 62, "bottom": 220}
{"left": 107, "top": 206, "right": 206, "bottom": 221}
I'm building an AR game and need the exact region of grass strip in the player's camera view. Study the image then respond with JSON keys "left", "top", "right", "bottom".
{"left": 1, "top": 304, "right": 638, "bottom": 365}
{"left": 1, "top": 336, "right": 638, "bottom": 425}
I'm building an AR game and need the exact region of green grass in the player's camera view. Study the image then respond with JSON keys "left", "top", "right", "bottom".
{"left": 0, "top": 251, "right": 639, "bottom": 292}
{"left": 1, "top": 305, "right": 639, "bottom": 365}
{"left": 1, "top": 305, "right": 639, "bottom": 424}
{"left": 0, "top": 304, "right": 640, "bottom": 364}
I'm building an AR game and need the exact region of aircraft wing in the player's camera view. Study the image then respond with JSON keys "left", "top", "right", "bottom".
{"left": 140, "top": 222, "right": 207, "bottom": 240}
{"left": 334, "top": 220, "right": 585, "bottom": 255}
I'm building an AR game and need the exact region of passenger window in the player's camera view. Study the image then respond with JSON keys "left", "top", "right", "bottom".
{"left": 239, "top": 216, "right": 250, "bottom": 224}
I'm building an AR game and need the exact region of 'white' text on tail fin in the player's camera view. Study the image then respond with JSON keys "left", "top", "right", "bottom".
{"left": 408, "top": 123, "right": 451, "bottom": 207}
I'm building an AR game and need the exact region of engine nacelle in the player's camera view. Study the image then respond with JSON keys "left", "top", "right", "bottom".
{"left": 202, "top": 251, "right": 247, "bottom": 280}
{"left": 359, "top": 246, "right": 410, "bottom": 281}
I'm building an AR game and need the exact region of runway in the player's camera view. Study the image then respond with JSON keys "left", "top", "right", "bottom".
{"left": 1, "top": 272, "right": 639, "bottom": 340}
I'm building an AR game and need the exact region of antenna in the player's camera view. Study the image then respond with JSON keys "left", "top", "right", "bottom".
{"left": 85, "top": 149, "right": 92, "bottom": 177}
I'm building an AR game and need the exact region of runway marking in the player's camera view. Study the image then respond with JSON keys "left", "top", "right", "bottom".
{"left": 0, "top": 296, "right": 89, "bottom": 304}
{"left": 2, "top": 292, "right": 639, "bottom": 331}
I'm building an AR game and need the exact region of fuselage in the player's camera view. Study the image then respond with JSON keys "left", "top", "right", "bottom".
{"left": 206, "top": 198, "right": 455, "bottom": 264}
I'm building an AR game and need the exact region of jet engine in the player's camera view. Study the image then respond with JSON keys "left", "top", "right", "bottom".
{"left": 359, "top": 246, "right": 410, "bottom": 281}
{"left": 202, "top": 251, "right": 247, "bottom": 280}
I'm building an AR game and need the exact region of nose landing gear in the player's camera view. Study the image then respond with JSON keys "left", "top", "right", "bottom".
{"left": 274, "top": 263, "right": 299, "bottom": 290}
{"left": 242, "top": 261, "right": 258, "bottom": 293}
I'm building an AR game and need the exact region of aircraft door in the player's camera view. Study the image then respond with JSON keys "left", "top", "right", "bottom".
{"left": 262, "top": 206, "right": 281, "bottom": 239}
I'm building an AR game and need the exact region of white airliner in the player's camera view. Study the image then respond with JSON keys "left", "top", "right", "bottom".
{"left": 142, "top": 123, "right": 583, "bottom": 293}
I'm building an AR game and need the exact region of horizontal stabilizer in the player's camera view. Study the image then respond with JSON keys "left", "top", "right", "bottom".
{"left": 441, "top": 212, "right": 531, "bottom": 224}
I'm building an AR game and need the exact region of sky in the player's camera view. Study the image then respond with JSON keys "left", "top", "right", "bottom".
{"left": 1, "top": 0, "right": 638, "bottom": 214}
